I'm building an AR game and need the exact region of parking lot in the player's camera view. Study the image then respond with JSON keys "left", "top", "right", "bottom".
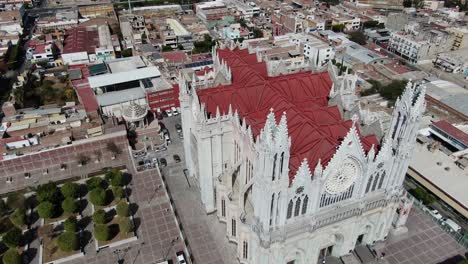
{"left": 150, "top": 115, "right": 239, "bottom": 264}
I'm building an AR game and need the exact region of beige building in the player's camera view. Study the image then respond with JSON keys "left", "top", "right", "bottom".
{"left": 447, "top": 27, "right": 468, "bottom": 50}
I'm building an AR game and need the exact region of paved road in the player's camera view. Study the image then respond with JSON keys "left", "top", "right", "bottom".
{"left": 154, "top": 115, "right": 239, "bottom": 264}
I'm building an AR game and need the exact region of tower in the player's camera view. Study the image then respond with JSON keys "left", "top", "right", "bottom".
{"left": 385, "top": 81, "right": 426, "bottom": 190}
{"left": 252, "top": 111, "right": 291, "bottom": 235}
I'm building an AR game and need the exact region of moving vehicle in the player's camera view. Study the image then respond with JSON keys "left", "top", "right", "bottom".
{"left": 159, "top": 158, "right": 167, "bottom": 167}
{"left": 175, "top": 123, "right": 182, "bottom": 133}
{"left": 442, "top": 218, "right": 462, "bottom": 232}
{"left": 176, "top": 251, "right": 187, "bottom": 264}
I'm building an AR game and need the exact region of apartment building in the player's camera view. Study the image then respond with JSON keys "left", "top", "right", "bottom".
{"left": 447, "top": 27, "right": 468, "bottom": 50}
{"left": 196, "top": 1, "right": 234, "bottom": 28}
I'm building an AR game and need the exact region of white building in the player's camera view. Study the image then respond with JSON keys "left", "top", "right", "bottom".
{"left": 303, "top": 38, "right": 333, "bottom": 69}
{"left": 179, "top": 45, "right": 426, "bottom": 263}
{"left": 423, "top": 0, "right": 444, "bottom": 10}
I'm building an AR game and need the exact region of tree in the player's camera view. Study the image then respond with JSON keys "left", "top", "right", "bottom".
{"left": 116, "top": 201, "right": 130, "bottom": 217}
{"left": 37, "top": 201, "right": 56, "bottom": 219}
{"left": 348, "top": 31, "right": 367, "bottom": 45}
{"left": 86, "top": 177, "right": 104, "bottom": 190}
{"left": 57, "top": 232, "right": 79, "bottom": 252}
{"left": 403, "top": 0, "right": 412, "bottom": 7}
{"left": 62, "top": 198, "right": 78, "bottom": 214}
{"left": 77, "top": 154, "right": 90, "bottom": 166}
{"left": 413, "top": 0, "right": 424, "bottom": 8}
{"left": 162, "top": 45, "right": 174, "bottom": 52}
{"left": 61, "top": 182, "right": 80, "bottom": 198}
{"left": 106, "top": 142, "right": 122, "bottom": 157}
{"left": 2, "top": 248, "right": 21, "bottom": 264}
{"left": 112, "top": 186, "right": 125, "bottom": 200}
{"left": 63, "top": 216, "right": 78, "bottom": 233}
{"left": 109, "top": 169, "right": 126, "bottom": 187}
{"left": 92, "top": 209, "right": 107, "bottom": 224}
{"left": 6, "top": 193, "right": 25, "bottom": 210}
{"left": 2, "top": 227, "right": 22, "bottom": 248}
{"left": 332, "top": 24, "right": 345, "bottom": 32}
{"left": 36, "top": 182, "right": 62, "bottom": 204}
{"left": 252, "top": 28, "right": 263, "bottom": 39}
{"left": 89, "top": 188, "right": 108, "bottom": 206}
{"left": 118, "top": 217, "right": 133, "bottom": 234}
{"left": 121, "top": 48, "right": 132, "bottom": 57}
{"left": 0, "top": 199, "right": 8, "bottom": 216}
{"left": 93, "top": 224, "right": 110, "bottom": 241}
{"left": 9, "top": 209, "right": 26, "bottom": 228}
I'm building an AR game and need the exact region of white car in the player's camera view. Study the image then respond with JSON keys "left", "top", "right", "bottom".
{"left": 442, "top": 218, "right": 461, "bottom": 232}
{"left": 171, "top": 106, "right": 179, "bottom": 116}
{"left": 176, "top": 252, "right": 186, "bottom": 264}
{"left": 426, "top": 208, "right": 443, "bottom": 221}
{"left": 166, "top": 110, "right": 173, "bottom": 117}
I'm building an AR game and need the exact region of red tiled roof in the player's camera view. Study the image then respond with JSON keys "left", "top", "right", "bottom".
{"left": 198, "top": 48, "right": 378, "bottom": 183}
{"left": 70, "top": 64, "right": 99, "bottom": 112}
{"left": 432, "top": 120, "right": 468, "bottom": 146}
{"left": 162, "top": 51, "right": 188, "bottom": 64}
{"left": 63, "top": 27, "right": 99, "bottom": 54}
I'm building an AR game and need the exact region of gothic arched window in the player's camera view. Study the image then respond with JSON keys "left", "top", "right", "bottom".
{"left": 243, "top": 241, "right": 248, "bottom": 259}
{"left": 372, "top": 174, "right": 380, "bottom": 192}
{"left": 280, "top": 152, "right": 285, "bottom": 174}
{"left": 269, "top": 193, "right": 275, "bottom": 226}
{"left": 365, "top": 175, "right": 373, "bottom": 193}
{"left": 221, "top": 199, "right": 226, "bottom": 217}
{"left": 287, "top": 200, "right": 293, "bottom": 219}
{"left": 231, "top": 219, "right": 236, "bottom": 237}
{"left": 294, "top": 197, "right": 301, "bottom": 217}
{"left": 378, "top": 171, "right": 386, "bottom": 189}
{"left": 272, "top": 153, "right": 277, "bottom": 181}
{"left": 392, "top": 112, "right": 401, "bottom": 140}
{"left": 301, "top": 195, "right": 308, "bottom": 215}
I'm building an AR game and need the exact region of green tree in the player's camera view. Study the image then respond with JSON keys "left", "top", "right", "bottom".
{"left": 57, "top": 232, "right": 79, "bottom": 252}
{"left": 116, "top": 201, "right": 130, "bottom": 217}
{"left": 2, "top": 227, "right": 22, "bottom": 248}
{"left": 348, "top": 31, "right": 367, "bottom": 45}
{"left": 62, "top": 198, "right": 78, "bottom": 214}
{"left": 9, "top": 209, "right": 26, "bottom": 228}
{"left": 61, "top": 182, "right": 80, "bottom": 198}
{"left": 86, "top": 177, "right": 104, "bottom": 190}
{"left": 36, "top": 182, "right": 62, "bottom": 204}
{"left": 92, "top": 209, "right": 107, "bottom": 224}
{"left": 118, "top": 217, "right": 133, "bottom": 234}
{"left": 63, "top": 216, "right": 78, "bottom": 233}
{"left": 6, "top": 193, "right": 25, "bottom": 210}
{"left": 93, "top": 224, "right": 110, "bottom": 241}
{"left": 332, "top": 24, "right": 345, "bottom": 32}
{"left": 2, "top": 248, "right": 21, "bottom": 264}
{"left": 109, "top": 170, "right": 126, "bottom": 187}
{"left": 112, "top": 186, "right": 125, "bottom": 200}
{"left": 162, "top": 45, "right": 174, "bottom": 52}
{"left": 121, "top": 48, "right": 133, "bottom": 57}
{"left": 89, "top": 188, "right": 108, "bottom": 206}
{"left": 37, "top": 201, "right": 56, "bottom": 219}
{"left": 252, "top": 28, "right": 263, "bottom": 38}
{"left": 403, "top": 0, "right": 412, "bottom": 7}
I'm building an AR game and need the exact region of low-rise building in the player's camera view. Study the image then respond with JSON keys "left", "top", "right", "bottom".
{"left": 196, "top": 1, "right": 235, "bottom": 28}
{"left": 433, "top": 48, "right": 468, "bottom": 74}
{"left": 165, "top": 18, "right": 193, "bottom": 50}
{"left": 27, "top": 42, "right": 57, "bottom": 63}
{"left": 303, "top": 37, "right": 333, "bottom": 68}
{"left": 423, "top": 0, "right": 444, "bottom": 10}
{"left": 446, "top": 27, "right": 468, "bottom": 50}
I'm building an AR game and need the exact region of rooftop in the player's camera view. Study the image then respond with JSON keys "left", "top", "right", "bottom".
{"left": 197, "top": 48, "right": 378, "bottom": 182}
{"left": 166, "top": 18, "right": 190, "bottom": 36}
{"left": 88, "top": 66, "right": 161, "bottom": 88}
{"left": 431, "top": 120, "right": 468, "bottom": 146}
{"left": 63, "top": 27, "right": 99, "bottom": 54}
{"left": 425, "top": 79, "right": 468, "bottom": 117}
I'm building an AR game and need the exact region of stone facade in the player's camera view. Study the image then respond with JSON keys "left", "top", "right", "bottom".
{"left": 179, "top": 45, "right": 426, "bottom": 264}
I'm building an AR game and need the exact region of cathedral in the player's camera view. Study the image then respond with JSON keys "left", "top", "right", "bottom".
{"left": 179, "top": 44, "right": 425, "bottom": 264}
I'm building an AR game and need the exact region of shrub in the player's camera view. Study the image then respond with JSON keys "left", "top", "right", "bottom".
{"left": 116, "top": 201, "right": 130, "bottom": 217}
{"left": 62, "top": 198, "right": 78, "bottom": 214}
{"left": 118, "top": 217, "right": 133, "bottom": 234}
{"left": 410, "top": 187, "right": 436, "bottom": 205}
{"left": 112, "top": 186, "right": 125, "bottom": 200}
{"left": 86, "top": 177, "right": 104, "bottom": 190}
{"left": 2, "top": 248, "right": 21, "bottom": 264}
{"left": 37, "top": 201, "right": 56, "bottom": 219}
{"left": 9, "top": 209, "right": 26, "bottom": 228}
{"left": 92, "top": 209, "right": 107, "bottom": 224}
{"left": 63, "top": 216, "right": 78, "bottom": 233}
{"left": 89, "top": 187, "right": 109, "bottom": 206}
{"left": 57, "top": 232, "right": 79, "bottom": 252}
{"left": 36, "top": 182, "right": 62, "bottom": 204}
{"left": 93, "top": 224, "right": 110, "bottom": 241}
{"left": 61, "top": 182, "right": 80, "bottom": 198}
{"left": 6, "top": 193, "right": 25, "bottom": 210}
{"left": 2, "top": 227, "right": 22, "bottom": 248}
{"left": 109, "top": 170, "right": 126, "bottom": 187}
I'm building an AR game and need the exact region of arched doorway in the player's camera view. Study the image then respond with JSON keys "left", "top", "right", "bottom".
{"left": 318, "top": 234, "right": 344, "bottom": 262}
{"left": 356, "top": 225, "right": 372, "bottom": 246}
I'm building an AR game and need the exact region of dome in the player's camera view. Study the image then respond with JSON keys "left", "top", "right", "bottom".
{"left": 122, "top": 102, "right": 147, "bottom": 122}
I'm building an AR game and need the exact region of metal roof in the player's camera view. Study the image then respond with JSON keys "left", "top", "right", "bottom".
{"left": 88, "top": 66, "right": 161, "bottom": 88}
{"left": 96, "top": 88, "right": 146, "bottom": 106}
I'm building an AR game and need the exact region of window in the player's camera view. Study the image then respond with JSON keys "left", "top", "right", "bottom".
{"left": 378, "top": 171, "right": 386, "bottom": 189}
{"left": 272, "top": 153, "right": 277, "bottom": 181}
{"left": 294, "top": 197, "right": 301, "bottom": 217}
{"left": 243, "top": 241, "right": 248, "bottom": 259}
{"left": 43, "top": 169, "right": 48, "bottom": 175}
{"left": 24, "top": 173, "right": 31, "bottom": 179}
{"left": 231, "top": 219, "right": 236, "bottom": 237}
{"left": 301, "top": 195, "right": 308, "bottom": 215}
{"left": 372, "top": 174, "right": 380, "bottom": 192}
{"left": 270, "top": 194, "right": 275, "bottom": 226}
{"left": 6, "top": 177, "right": 12, "bottom": 183}
{"left": 365, "top": 176, "right": 373, "bottom": 193}
{"left": 280, "top": 152, "right": 284, "bottom": 174}
{"left": 287, "top": 200, "right": 293, "bottom": 219}
{"left": 221, "top": 199, "right": 226, "bottom": 217}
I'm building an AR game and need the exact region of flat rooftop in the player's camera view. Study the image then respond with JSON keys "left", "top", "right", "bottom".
{"left": 88, "top": 66, "right": 161, "bottom": 88}
{"left": 166, "top": 18, "right": 190, "bottom": 36}
{"left": 409, "top": 141, "right": 468, "bottom": 213}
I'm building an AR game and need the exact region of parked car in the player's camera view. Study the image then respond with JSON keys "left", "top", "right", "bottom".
{"left": 162, "top": 111, "right": 168, "bottom": 118}
{"left": 171, "top": 106, "right": 179, "bottom": 116}
{"left": 176, "top": 251, "right": 187, "bottom": 264}
{"left": 178, "top": 133, "right": 184, "bottom": 139}
{"left": 155, "top": 146, "right": 168, "bottom": 152}
{"left": 162, "top": 128, "right": 169, "bottom": 135}
{"left": 173, "top": 155, "right": 181, "bottom": 163}
{"left": 166, "top": 110, "right": 173, "bottom": 117}
{"left": 425, "top": 206, "right": 443, "bottom": 221}
{"left": 144, "top": 159, "right": 152, "bottom": 168}
{"left": 165, "top": 134, "right": 172, "bottom": 144}
{"left": 442, "top": 218, "right": 462, "bottom": 232}
{"left": 175, "top": 123, "right": 182, "bottom": 132}
{"left": 159, "top": 158, "right": 167, "bottom": 167}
